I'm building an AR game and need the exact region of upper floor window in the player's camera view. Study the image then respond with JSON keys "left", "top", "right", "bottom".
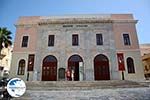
{"left": 21, "top": 36, "right": 29, "bottom": 47}
{"left": 72, "top": 34, "right": 79, "bottom": 46}
{"left": 18, "top": 59, "right": 25, "bottom": 75}
{"left": 127, "top": 57, "right": 135, "bottom": 73}
{"left": 123, "top": 34, "right": 131, "bottom": 46}
{"left": 96, "top": 34, "right": 103, "bottom": 45}
{"left": 48, "top": 35, "right": 54, "bottom": 46}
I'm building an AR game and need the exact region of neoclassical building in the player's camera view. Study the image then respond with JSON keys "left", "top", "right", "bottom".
{"left": 10, "top": 14, "right": 144, "bottom": 81}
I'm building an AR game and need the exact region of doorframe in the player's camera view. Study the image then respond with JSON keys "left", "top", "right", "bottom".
{"left": 67, "top": 54, "right": 84, "bottom": 81}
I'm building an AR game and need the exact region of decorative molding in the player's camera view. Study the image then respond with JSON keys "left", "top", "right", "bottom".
{"left": 116, "top": 49, "right": 140, "bottom": 52}
{"left": 15, "top": 19, "right": 137, "bottom": 26}
{"left": 38, "top": 19, "right": 113, "bottom": 25}
{"left": 112, "top": 20, "right": 138, "bottom": 23}
{"left": 15, "top": 24, "right": 38, "bottom": 28}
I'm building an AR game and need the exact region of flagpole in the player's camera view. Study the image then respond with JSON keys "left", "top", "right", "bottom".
{"left": 122, "top": 71, "right": 124, "bottom": 80}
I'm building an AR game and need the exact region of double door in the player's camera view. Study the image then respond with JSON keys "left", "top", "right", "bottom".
{"left": 94, "top": 61, "right": 110, "bottom": 80}
{"left": 42, "top": 62, "right": 57, "bottom": 81}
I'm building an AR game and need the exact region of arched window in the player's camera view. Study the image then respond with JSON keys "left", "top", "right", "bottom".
{"left": 127, "top": 57, "right": 135, "bottom": 73}
{"left": 18, "top": 59, "right": 25, "bottom": 75}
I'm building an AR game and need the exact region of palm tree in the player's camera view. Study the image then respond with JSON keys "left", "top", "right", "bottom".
{"left": 0, "top": 27, "right": 12, "bottom": 52}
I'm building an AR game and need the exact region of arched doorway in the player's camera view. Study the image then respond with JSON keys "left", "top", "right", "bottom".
{"left": 68, "top": 55, "right": 83, "bottom": 81}
{"left": 42, "top": 55, "right": 57, "bottom": 81}
{"left": 94, "top": 54, "right": 110, "bottom": 80}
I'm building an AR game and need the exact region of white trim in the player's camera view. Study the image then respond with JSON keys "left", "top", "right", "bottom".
{"left": 116, "top": 49, "right": 140, "bottom": 52}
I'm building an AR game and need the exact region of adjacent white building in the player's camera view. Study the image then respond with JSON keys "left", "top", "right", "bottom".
{"left": 0, "top": 46, "right": 12, "bottom": 77}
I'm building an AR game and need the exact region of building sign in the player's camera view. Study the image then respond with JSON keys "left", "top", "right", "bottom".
{"left": 117, "top": 53, "right": 125, "bottom": 71}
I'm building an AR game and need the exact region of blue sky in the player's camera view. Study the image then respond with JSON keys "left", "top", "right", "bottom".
{"left": 0, "top": 0, "right": 150, "bottom": 44}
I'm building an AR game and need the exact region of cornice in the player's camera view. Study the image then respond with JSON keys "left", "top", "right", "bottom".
{"left": 15, "top": 24, "right": 38, "bottom": 27}
{"left": 112, "top": 20, "right": 138, "bottom": 23}
{"left": 15, "top": 19, "right": 138, "bottom": 26}
{"left": 38, "top": 19, "right": 113, "bottom": 25}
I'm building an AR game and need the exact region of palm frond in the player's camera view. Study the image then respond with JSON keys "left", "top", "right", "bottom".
{"left": 0, "top": 27, "right": 13, "bottom": 49}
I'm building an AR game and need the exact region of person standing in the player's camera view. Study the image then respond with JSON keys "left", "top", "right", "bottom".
{"left": 71, "top": 70, "right": 74, "bottom": 81}
{"left": 66, "top": 69, "right": 71, "bottom": 81}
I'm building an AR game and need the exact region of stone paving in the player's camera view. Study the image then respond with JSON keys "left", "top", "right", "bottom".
{"left": 12, "top": 81, "right": 150, "bottom": 100}
{"left": 13, "top": 87, "right": 150, "bottom": 100}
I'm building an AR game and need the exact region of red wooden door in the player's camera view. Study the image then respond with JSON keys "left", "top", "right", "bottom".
{"left": 94, "top": 54, "right": 110, "bottom": 80}
{"left": 42, "top": 62, "right": 57, "bottom": 81}
{"left": 94, "top": 61, "right": 110, "bottom": 80}
{"left": 42, "top": 56, "right": 57, "bottom": 81}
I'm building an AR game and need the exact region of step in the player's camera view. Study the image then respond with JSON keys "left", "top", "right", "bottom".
{"left": 12, "top": 87, "right": 150, "bottom": 100}
{"left": 11, "top": 80, "right": 149, "bottom": 100}
{"left": 26, "top": 80, "right": 147, "bottom": 90}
